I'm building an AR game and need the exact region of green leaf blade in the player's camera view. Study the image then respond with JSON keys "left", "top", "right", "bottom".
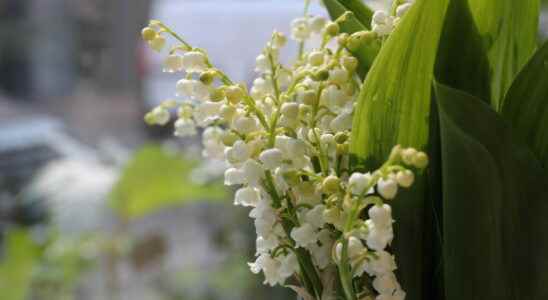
{"left": 435, "top": 82, "right": 548, "bottom": 300}
{"left": 435, "top": 0, "right": 491, "bottom": 102}
{"left": 467, "top": 0, "right": 540, "bottom": 109}
{"left": 501, "top": 41, "right": 548, "bottom": 168}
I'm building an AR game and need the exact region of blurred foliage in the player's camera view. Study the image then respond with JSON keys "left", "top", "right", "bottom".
{"left": 109, "top": 145, "right": 227, "bottom": 219}
{"left": 0, "top": 229, "right": 39, "bottom": 300}
{"left": 0, "top": 228, "right": 98, "bottom": 300}
{"left": 30, "top": 232, "right": 98, "bottom": 300}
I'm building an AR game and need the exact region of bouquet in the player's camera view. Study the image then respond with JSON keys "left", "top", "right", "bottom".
{"left": 140, "top": 0, "right": 548, "bottom": 299}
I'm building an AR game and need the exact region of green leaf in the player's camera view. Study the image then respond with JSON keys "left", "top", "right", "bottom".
{"left": 349, "top": 0, "right": 448, "bottom": 298}
{"left": 501, "top": 41, "right": 548, "bottom": 168}
{"left": 435, "top": 82, "right": 548, "bottom": 300}
{"left": 467, "top": 0, "right": 540, "bottom": 109}
{"left": 109, "top": 145, "right": 227, "bottom": 219}
{"left": 435, "top": 0, "right": 491, "bottom": 101}
{"left": 0, "top": 229, "right": 39, "bottom": 300}
{"left": 323, "top": 0, "right": 380, "bottom": 79}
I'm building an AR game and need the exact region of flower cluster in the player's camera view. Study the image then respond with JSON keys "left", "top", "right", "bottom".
{"left": 142, "top": 1, "right": 423, "bottom": 299}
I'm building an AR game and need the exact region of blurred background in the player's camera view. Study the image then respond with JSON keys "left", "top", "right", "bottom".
{"left": 0, "top": 1, "right": 546, "bottom": 300}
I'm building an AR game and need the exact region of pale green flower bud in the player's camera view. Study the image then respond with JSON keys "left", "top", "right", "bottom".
{"left": 141, "top": 27, "right": 157, "bottom": 41}
{"left": 308, "top": 50, "right": 324, "bottom": 66}
{"left": 322, "top": 175, "right": 340, "bottom": 194}
{"left": 281, "top": 102, "right": 299, "bottom": 119}
{"left": 199, "top": 70, "right": 216, "bottom": 85}
{"left": 396, "top": 170, "right": 414, "bottom": 187}
{"left": 401, "top": 148, "right": 417, "bottom": 165}
{"left": 225, "top": 85, "right": 244, "bottom": 104}
{"left": 341, "top": 56, "right": 358, "bottom": 73}
{"left": 325, "top": 22, "right": 340, "bottom": 36}
{"left": 149, "top": 35, "right": 166, "bottom": 52}
{"left": 412, "top": 151, "right": 429, "bottom": 168}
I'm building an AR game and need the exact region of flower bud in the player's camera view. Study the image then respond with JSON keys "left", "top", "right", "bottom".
{"left": 149, "top": 35, "right": 166, "bottom": 52}
{"left": 309, "top": 16, "right": 327, "bottom": 33}
{"left": 281, "top": 102, "right": 299, "bottom": 119}
{"left": 163, "top": 54, "right": 183, "bottom": 73}
{"left": 313, "top": 68, "right": 330, "bottom": 81}
{"left": 401, "top": 148, "right": 417, "bottom": 165}
{"left": 347, "top": 31, "right": 376, "bottom": 51}
{"left": 225, "top": 85, "right": 244, "bottom": 104}
{"left": 341, "top": 56, "right": 358, "bottom": 73}
{"left": 322, "top": 175, "right": 340, "bottom": 194}
{"left": 219, "top": 104, "right": 236, "bottom": 121}
{"left": 326, "top": 22, "right": 340, "bottom": 36}
{"left": 396, "top": 170, "right": 414, "bottom": 187}
{"left": 199, "top": 70, "right": 216, "bottom": 85}
{"left": 329, "top": 68, "right": 349, "bottom": 85}
{"left": 349, "top": 172, "right": 371, "bottom": 195}
{"left": 272, "top": 31, "right": 287, "bottom": 48}
{"left": 412, "top": 151, "right": 429, "bottom": 168}
{"left": 308, "top": 50, "right": 324, "bottom": 66}
{"left": 299, "top": 104, "right": 311, "bottom": 117}
{"left": 377, "top": 178, "right": 398, "bottom": 200}
{"left": 334, "top": 132, "right": 348, "bottom": 144}
{"left": 337, "top": 33, "right": 349, "bottom": 47}
{"left": 209, "top": 87, "right": 225, "bottom": 102}
{"left": 221, "top": 131, "right": 239, "bottom": 146}
{"left": 320, "top": 133, "right": 335, "bottom": 144}
{"left": 141, "top": 27, "right": 157, "bottom": 41}
{"left": 259, "top": 148, "right": 284, "bottom": 169}
{"left": 302, "top": 90, "right": 317, "bottom": 106}
{"left": 233, "top": 116, "right": 258, "bottom": 134}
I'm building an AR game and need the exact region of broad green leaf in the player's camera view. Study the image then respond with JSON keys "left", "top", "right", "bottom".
{"left": 110, "top": 145, "right": 227, "bottom": 219}
{"left": 0, "top": 229, "right": 39, "bottom": 300}
{"left": 467, "top": 0, "right": 539, "bottom": 109}
{"left": 323, "top": 0, "right": 380, "bottom": 79}
{"left": 501, "top": 41, "right": 548, "bottom": 168}
{"left": 350, "top": 0, "right": 448, "bottom": 165}
{"left": 435, "top": 0, "right": 491, "bottom": 101}
{"left": 435, "top": 82, "right": 548, "bottom": 300}
{"left": 349, "top": 0, "right": 448, "bottom": 298}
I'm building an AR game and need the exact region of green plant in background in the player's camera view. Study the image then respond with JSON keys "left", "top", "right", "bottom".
{"left": 0, "top": 229, "right": 98, "bottom": 300}
{"left": 326, "top": 0, "right": 548, "bottom": 299}
{"left": 109, "top": 144, "right": 227, "bottom": 220}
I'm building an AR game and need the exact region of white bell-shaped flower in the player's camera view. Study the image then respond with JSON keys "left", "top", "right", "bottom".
{"left": 174, "top": 118, "right": 196, "bottom": 137}
{"left": 309, "top": 16, "right": 327, "bottom": 33}
{"left": 225, "top": 140, "right": 250, "bottom": 164}
{"left": 366, "top": 221, "right": 394, "bottom": 251}
{"left": 396, "top": 170, "right": 414, "bottom": 187}
{"left": 349, "top": 172, "right": 372, "bottom": 195}
{"left": 233, "top": 115, "right": 259, "bottom": 134}
{"left": 290, "top": 223, "right": 318, "bottom": 248}
{"left": 377, "top": 177, "right": 398, "bottom": 199}
{"left": 182, "top": 51, "right": 207, "bottom": 73}
{"left": 368, "top": 204, "right": 393, "bottom": 228}
{"left": 224, "top": 167, "right": 246, "bottom": 186}
{"left": 291, "top": 17, "right": 311, "bottom": 41}
{"left": 372, "top": 272, "right": 400, "bottom": 295}
{"left": 255, "top": 54, "right": 271, "bottom": 73}
{"left": 259, "top": 148, "right": 284, "bottom": 170}
{"left": 364, "top": 250, "right": 397, "bottom": 276}
{"left": 242, "top": 159, "right": 264, "bottom": 186}
{"left": 234, "top": 186, "right": 260, "bottom": 207}
{"left": 305, "top": 204, "right": 326, "bottom": 229}
{"left": 163, "top": 54, "right": 184, "bottom": 73}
